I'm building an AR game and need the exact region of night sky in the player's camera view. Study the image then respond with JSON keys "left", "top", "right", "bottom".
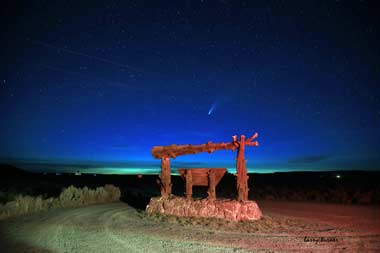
{"left": 1, "top": 1, "right": 379, "bottom": 174}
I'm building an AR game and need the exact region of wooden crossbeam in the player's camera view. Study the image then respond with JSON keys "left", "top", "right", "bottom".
{"left": 152, "top": 133, "right": 258, "bottom": 159}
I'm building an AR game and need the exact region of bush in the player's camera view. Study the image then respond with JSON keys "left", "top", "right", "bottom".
{"left": 58, "top": 186, "right": 80, "bottom": 207}
{"left": 0, "top": 184, "right": 121, "bottom": 220}
{"left": 57, "top": 184, "right": 121, "bottom": 207}
{"left": 104, "top": 184, "right": 121, "bottom": 202}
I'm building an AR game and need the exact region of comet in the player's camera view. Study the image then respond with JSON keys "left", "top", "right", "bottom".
{"left": 208, "top": 107, "right": 214, "bottom": 115}
{"left": 208, "top": 101, "right": 218, "bottom": 115}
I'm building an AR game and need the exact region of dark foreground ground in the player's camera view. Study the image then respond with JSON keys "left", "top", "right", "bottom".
{"left": 0, "top": 165, "right": 379, "bottom": 252}
{"left": 1, "top": 200, "right": 379, "bottom": 252}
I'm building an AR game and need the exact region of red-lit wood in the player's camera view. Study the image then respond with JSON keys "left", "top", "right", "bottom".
{"left": 152, "top": 136, "right": 258, "bottom": 159}
{"left": 159, "top": 157, "right": 171, "bottom": 197}
{"left": 178, "top": 168, "right": 226, "bottom": 199}
{"left": 152, "top": 132, "right": 259, "bottom": 200}
{"left": 208, "top": 170, "right": 217, "bottom": 200}
{"left": 185, "top": 170, "right": 192, "bottom": 199}
{"left": 236, "top": 135, "right": 249, "bottom": 201}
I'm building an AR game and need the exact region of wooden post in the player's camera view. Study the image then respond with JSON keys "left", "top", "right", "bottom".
{"left": 160, "top": 157, "right": 172, "bottom": 197}
{"left": 208, "top": 169, "right": 216, "bottom": 200}
{"left": 236, "top": 135, "right": 249, "bottom": 201}
{"left": 185, "top": 170, "right": 193, "bottom": 199}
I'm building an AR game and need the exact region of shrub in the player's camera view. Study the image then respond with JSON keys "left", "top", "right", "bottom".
{"left": 104, "top": 184, "right": 121, "bottom": 202}
{"left": 0, "top": 184, "right": 121, "bottom": 220}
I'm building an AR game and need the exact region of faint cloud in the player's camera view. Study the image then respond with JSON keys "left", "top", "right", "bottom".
{"left": 288, "top": 155, "right": 332, "bottom": 164}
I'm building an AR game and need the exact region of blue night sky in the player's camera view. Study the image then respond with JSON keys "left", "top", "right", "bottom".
{"left": 1, "top": 1, "right": 379, "bottom": 174}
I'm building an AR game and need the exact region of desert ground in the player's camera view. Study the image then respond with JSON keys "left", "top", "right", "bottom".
{"left": 1, "top": 167, "right": 379, "bottom": 252}
{"left": 1, "top": 199, "right": 379, "bottom": 253}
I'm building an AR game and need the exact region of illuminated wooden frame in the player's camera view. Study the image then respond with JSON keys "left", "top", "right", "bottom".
{"left": 151, "top": 132, "right": 259, "bottom": 201}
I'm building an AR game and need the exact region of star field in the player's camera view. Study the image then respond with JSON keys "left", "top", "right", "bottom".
{"left": 1, "top": 1, "right": 379, "bottom": 173}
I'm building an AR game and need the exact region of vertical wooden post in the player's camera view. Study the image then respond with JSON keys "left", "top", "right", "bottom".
{"left": 160, "top": 157, "right": 172, "bottom": 197}
{"left": 208, "top": 169, "right": 216, "bottom": 200}
{"left": 236, "top": 135, "right": 249, "bottom": 201}
{"left": 185, "top": 170, "right": 193, "bottom": 199}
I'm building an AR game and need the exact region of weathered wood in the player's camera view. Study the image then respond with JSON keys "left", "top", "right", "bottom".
{"left": 208, "top": 170, "right": 216, "bottom": 200}
{"left": 236, "top": 135, "right": 249, "bottom": 201}
{"left": 152, "top": 142, "right": 234, "bottom": 159}
{"left": 185, "top": 170, "right": 193, "bottom": 199}
{"left": 152, "top": 139, "right": 258, "bottom": 159}
{"left": 192, "top": 175, "right": 209, "bottom": 186}
{"left": 159, "top": 157, "right": 172, "bottom": 197}
{"left": 154, "top": 132, "right": 259, "bottom": 201}
{"left": 178, "top": 168, "right": 226, "bottom": 200}
{"left": 246, "top": 132, "right": 258, "bottom": 142}
{"left": 178, "top": 168, "right": 226, "bottom": 186}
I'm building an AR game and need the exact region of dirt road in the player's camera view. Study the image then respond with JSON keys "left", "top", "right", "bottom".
{"left": 1, "top": 200, "right": 379, "bottom": 252}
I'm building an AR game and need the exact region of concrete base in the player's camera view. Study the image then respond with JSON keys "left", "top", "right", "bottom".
{"left": 146, "top": 196, "right": 262, "bottom": 221}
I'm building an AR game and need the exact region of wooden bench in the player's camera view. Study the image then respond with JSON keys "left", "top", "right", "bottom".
{"left": 178, "top": 168, "right": 226, "bottom": 200}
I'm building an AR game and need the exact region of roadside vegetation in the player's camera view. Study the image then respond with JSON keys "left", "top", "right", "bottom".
{"left": 0, "top": 184, "right": 121, "bottom": 220}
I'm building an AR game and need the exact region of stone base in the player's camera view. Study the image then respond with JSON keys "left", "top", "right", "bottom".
{"left": 146, "top": 196, "right": 262, "bottom": 221}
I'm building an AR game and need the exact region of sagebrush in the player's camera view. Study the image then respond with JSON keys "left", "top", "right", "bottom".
{"left": 0, "top": 184, "right": 121, "bottom": 220}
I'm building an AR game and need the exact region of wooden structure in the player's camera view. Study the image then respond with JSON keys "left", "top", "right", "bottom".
{"left": 152, "top": 132, "right": 259, "bottom": 201}
{"left": 178, "top": 168, "right": 226, "bottom": 200}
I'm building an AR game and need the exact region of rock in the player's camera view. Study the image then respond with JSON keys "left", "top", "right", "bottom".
{"left": 146, "top": 196, "right": 262, "bottom": 221}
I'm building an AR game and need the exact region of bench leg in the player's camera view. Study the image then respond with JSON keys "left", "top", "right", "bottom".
{"left": 208, "top": 170, "right": 216, "bottom": 200}
{"left": 186, "top": 170, "right": 193, "bottom": 199}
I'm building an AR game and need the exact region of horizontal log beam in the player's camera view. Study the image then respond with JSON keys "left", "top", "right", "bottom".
{"left": 152, "top": 141, "right": 237, "bottom": 159}
{"left": 152, "top": 133, "right": 259, "bottom": 159}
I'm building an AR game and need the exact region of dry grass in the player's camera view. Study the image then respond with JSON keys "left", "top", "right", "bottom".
{"left": 146, "top": 211, "right": 325, "bottom": 235}
{"left": 0, "top": 184, "right": 120, "bottom": 220}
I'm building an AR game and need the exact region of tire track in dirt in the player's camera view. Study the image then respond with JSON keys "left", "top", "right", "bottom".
{"left": 3, "top": 203, "right": 252, "bottom": 252}
{"left": 1, "top": 202, "right": 379, "bottom": 252}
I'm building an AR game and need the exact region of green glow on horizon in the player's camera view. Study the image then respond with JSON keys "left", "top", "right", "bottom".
{"left": 18, "top": 162, "right": 357, "bottom": 175}
{"left": 82, "top": 167, "right": 298, "bottom": 175}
